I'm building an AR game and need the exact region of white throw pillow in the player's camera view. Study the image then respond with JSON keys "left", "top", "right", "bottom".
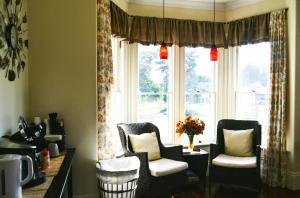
{"left": 129, "top": 132, "right": 161, "bottom": 161}
{"left": 223, "top": 129, "right": 254, "bottom": 157}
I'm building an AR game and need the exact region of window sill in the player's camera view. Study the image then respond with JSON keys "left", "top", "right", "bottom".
{"left": 195, "top": 142, "right": 212, "bottom": 147}
{"left": 164, "top": 141, "right": 214, "bottom": 148}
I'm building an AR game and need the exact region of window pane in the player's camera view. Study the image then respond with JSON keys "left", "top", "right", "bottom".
{"left": 236, "top": 42, "right": 270, "bottom": 146}
{"left": 184, "top": 47, "right": 215, "bottom": 143}
{"left": 137, "top": 45, "right": 171, "bottom": 143}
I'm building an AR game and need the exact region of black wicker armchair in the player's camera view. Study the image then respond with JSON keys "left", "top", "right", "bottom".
{"left": 209, "top": 119, "right": 262, "bottom": 193}
{"left": 117, "top": 122, "right": 187, "bottom": 198}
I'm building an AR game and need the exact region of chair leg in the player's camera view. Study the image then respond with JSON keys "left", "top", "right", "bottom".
{"left": 208, "top": 176, "right": 211, "bottom": 198}
{"left": 257, "top": 180, "right": 262, "bottom": 196}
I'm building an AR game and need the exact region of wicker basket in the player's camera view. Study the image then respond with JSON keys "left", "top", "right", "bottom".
{"left": 96, "top": 156, "right": 140, "bottom": 198}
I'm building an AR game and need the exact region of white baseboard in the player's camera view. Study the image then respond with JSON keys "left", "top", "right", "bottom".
{"left": 73, "top": 194, "right": 99, "bottom": 198}
{"left": 287, "top": 171, "right": 300, "bottom": 190}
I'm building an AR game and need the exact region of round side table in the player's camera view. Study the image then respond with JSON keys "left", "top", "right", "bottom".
{"left": 183, "top": 149, "right": 209, "bottom": 188}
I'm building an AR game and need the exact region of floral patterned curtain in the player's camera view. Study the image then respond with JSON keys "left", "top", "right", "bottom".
{"left": 97, "top": 0, "right": 115, "bottom": 160}
{"left": 262, "top": 9, "right": 287, "bottom": 187}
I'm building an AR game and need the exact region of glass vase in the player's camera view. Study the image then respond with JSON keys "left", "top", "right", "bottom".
{"left": 188, "top": 135, "right": 194, "bottom": 151}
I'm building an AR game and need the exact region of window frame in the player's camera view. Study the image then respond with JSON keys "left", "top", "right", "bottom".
{"left": 136, "top": 44, "right": 175, "bottom": 143}
{"left": 130, "top": 45, "right": 219, "bottom": 144}
{"left": 181, "top": 47, "right": 218, "bottom": 143}
{"left": 233, "top": 42, "right": 271, "bottom": 147}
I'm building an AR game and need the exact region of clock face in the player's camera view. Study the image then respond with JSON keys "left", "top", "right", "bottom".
{"left": 10, "top": 25, "right": 18, "bottom": 49}
{"left": 5, "top": 25, "right": 18, "bottom": 49}
{"left": 0, "top": 0, "right": 28, "bottom": 81}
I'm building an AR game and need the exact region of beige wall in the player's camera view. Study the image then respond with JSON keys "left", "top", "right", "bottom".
{"left": 129, "top": 3, "right": 226, "bottom": 22}
{"left": 112, "top": 0, "right": 128, "bottom": 12}
{"left": 0, "top": 68, "right": 29, "bottom": 136}
{"left": 28, "top": 0, "right": 98, "bottom": 197}
{"left": 0, "top": 0, "right": 29, "bottom": 136}
{"left": 287, "top": 0, "right": 300, "bottom": 189}
{"left": 125, "top": 0, "right": 289, "bottom": 22}
{"left": 295, "top": 0, "right": 300, "bottom": 173}
{"left": 287, "top": 0, "right": 296, "bottom": 173}
{"left": 226, "top": 0, "right": 288, "bottom": 21}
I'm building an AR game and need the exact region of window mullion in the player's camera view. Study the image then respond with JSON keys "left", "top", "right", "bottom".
{"left": 126, "top": 43, "right": 138, "bottom": 122}
{"left": 215, "top": 48, "right": 223, "bottom": 126}
{"left": 179, "top": 47, "right": 185, "bottom": 121}
{"left": 172, "top": 45, "right": 181, "bottom": 144}
{"left": 227, "top": 47, "right": 238, "bottom": 119}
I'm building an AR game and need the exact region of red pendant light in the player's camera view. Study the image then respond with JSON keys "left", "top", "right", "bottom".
{"left": 160, "top": 43, "right": 168, "bottom": 59}
{"left": 210, "top": 44, "right": 218, "bottom": 61}
{"left": 210, "top": 0, "right": 218, "bottom": 61}
{"left": 160, "top": 0, "right": 168, "bottom": 59}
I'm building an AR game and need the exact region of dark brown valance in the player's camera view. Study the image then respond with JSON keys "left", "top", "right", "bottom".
{"left": 110, "top": 1, "right": 129, "bottom": 38}
{"left": 227, "top": 13, "right": 270, "bottom": 47}
{"left": 129, "top": 16, "right": 226, "bottom": 48}
{"left": 110, "top": 1, "right": 272, "bottom": 48}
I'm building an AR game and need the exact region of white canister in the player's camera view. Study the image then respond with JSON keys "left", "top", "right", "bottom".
{"left": 49, "top": 143, "right": 60, "bottom": 157}
{"left": 33, "top": 117, "right": 41, "bottom": 125}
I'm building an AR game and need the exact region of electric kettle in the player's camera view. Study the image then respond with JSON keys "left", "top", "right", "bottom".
{"left": 0, "top": 154, "right": 33, "bottom": 198}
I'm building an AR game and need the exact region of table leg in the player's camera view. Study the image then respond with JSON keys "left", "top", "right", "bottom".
{"left": 68, "top": 166, "right": 73, "bottom": 198}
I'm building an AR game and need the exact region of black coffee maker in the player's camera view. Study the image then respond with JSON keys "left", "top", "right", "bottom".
{"left": 0, "top": 116, "right": 47, "bottom": 187}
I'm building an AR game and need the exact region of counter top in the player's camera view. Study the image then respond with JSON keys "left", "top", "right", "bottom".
{"left": 23, "top": 148, "right": 75, "bottom": 198}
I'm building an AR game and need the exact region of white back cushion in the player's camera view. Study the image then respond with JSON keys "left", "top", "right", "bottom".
{"left": 223, "top": 129, "right": 254, "bottom": 157}
{"left": 129, "top": 132, "right": 161, "bottom": 161}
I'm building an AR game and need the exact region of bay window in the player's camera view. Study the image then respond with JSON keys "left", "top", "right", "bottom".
{"left": 112, "top": 38, "right": 271, "bottom": 145}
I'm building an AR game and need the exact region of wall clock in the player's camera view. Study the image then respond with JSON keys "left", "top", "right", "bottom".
{"left": 0, "top": 0, "right": 28, "bottom": 81}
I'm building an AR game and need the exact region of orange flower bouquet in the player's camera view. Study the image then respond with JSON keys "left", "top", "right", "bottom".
{"left": 176, "top": 116, "right": 205, "bottom": 150}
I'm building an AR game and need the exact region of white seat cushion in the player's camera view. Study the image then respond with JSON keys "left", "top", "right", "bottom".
{"left": 212, "top": 154, "right": 257, "bottom": 168}
{"left": 148, "top": 158, "right": 188, "bottom": 177}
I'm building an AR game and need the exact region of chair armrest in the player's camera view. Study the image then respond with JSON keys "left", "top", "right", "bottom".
{"left": 256, "top": 145, "right": 261, "bottom": 173}
{"left": 210, "top": 143, "right": 220, "bottom": 164}
{"left": 161, "top": 145, "right": 184, "bottom": 161}
{"left": 125, "top": 151, "right": 150, "bottom": 174}
{"left": 124, "top": 151, "right": 151, "bottom": 195}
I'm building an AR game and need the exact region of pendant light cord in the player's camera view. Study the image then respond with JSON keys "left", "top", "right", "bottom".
{"left": 214, "top": 0, "right": 215, "bottom": 23}
{"left": 163, "top": 0, "right": 165, "bottom": 43}
{"left": 213, "top": 0, "right": 216, "bottom": 45}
